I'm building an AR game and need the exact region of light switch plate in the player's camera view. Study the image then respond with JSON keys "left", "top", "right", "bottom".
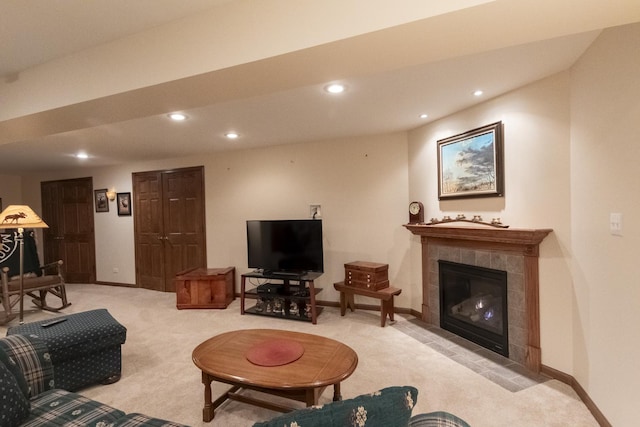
{"left": 610, "top": 213, "right": 622, "bottom": 236}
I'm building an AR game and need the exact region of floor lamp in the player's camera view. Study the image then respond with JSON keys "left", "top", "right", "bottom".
{"left": 0, "top": 205, "right": 49, "bottom": 324}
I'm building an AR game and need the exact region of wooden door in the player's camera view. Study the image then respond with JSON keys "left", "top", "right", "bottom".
{"left": 132, "top": 172, "right": 164, "bottom": 291}
{"left": 41, "top": 177, "right": 96, "bottom": 283}
{"left": 133, "top": 166, "right": 206, "bottom": 292}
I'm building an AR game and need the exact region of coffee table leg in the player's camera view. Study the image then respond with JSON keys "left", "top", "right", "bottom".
{"left": 202, "top": 372, "right": 215, "bottom": 422}
{"left": 333, "top": 382, "right": 342, "bottom": 402}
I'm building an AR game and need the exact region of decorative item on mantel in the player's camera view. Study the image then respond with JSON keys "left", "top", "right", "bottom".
{"left": 427, "top": 214, "right": 509, "bottom": 229}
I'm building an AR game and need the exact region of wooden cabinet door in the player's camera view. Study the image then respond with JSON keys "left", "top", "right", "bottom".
{"left": 133, "top": 166, "right": 206, "bottom": 292}
{"left": 41, "top": 177, "right": 96, "bottom": 283}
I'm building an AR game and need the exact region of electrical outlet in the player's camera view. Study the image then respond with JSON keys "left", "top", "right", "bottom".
{"left": 310, "top": 204, "right": 322, "bottom": 219}
{"left": 113, "top": 267, "right": 119, "bottom": 274}
{"left": 610, "top": 213, "right": 622, "bottom": 236}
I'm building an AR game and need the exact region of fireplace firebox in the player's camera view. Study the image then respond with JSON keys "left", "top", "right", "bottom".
{"left": 439, "top": 260, "right": 509, "bottom": 357}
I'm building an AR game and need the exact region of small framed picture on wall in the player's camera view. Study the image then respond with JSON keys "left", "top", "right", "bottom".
{"left": 117, "top": 192, "right": 132, "bottom": 216}
{"left": 94, "top": 189, "right": 109, "bottom": 213}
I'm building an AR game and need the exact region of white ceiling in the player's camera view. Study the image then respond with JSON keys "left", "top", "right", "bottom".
{"left": 0, "top": 0, "right": 236, "bottom": 77}
{"left": 0, "top": 1, "right": 633, "bottom": 174}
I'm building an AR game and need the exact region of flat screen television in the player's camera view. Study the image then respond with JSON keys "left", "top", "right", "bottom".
{"left": 246, "top": 219, "right": 323, "bottom": 276}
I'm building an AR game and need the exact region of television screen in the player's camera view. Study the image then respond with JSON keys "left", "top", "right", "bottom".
{"left": 247, "top": 219, "right": 324, "bottom": 275}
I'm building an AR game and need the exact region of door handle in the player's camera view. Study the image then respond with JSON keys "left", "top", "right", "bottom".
{"left": 53, "top": 236, "right": 64, "bottom": 240}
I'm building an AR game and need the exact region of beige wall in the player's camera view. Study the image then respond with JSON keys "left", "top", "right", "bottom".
{"left": 569, "top": 23, "right": 640, "bottom": 427}
{"left": 408, "top": 73, "right": 574, "bottom": 373}
{"left": 0, "top": 175, "right": 23, "bottom": 208}
{"left": 406, "top": 22, "right": 640, "bottom": 425}
{"left": 21, "top": 132, "right": 414, "bottom": 306}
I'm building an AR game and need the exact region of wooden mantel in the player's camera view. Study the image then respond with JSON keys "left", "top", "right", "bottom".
{"left": 404, "top": 224, "right": 553, "bottom": 372}
{"left": 404, "top": 224, "right": 552, "bottom": 255}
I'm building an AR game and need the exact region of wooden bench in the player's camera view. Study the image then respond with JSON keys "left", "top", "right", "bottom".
{"left": 333, "top": 281, "right": 402, "bottom": 327}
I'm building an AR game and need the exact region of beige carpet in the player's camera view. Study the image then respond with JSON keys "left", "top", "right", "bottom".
{"left": 1, "top": 284, "right": 599, "bottom": 427}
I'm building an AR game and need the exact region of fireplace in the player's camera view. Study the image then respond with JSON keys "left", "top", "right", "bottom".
{"left": 404, "top": 224, "right": 552, "bottom": 372}
{"left": 439, "top": 260, "right": 509, "bottom": 357}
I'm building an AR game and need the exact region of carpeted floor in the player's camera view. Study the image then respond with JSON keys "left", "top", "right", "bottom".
{"left": 1, "top": 284, "right": 599, "bottom": 426}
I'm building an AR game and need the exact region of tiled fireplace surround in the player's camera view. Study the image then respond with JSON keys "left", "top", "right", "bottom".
{"left": 404, "top": 224, "right": 552, "bottom": 373}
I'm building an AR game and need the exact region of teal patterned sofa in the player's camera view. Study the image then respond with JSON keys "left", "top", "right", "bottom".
{"left": 0, "top": 320, "right": 187, "bottom": 426}
{"left": 252, "top": 386, "right": 470, "bottom": 427}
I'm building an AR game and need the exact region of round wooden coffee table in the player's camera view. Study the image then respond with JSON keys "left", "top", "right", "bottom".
{"left": 192, "top": 329, "right": 358, "bottom": 421}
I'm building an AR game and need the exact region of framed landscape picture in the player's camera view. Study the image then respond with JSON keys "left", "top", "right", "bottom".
{"left": 437, "top": 121, "right": 504, "bottom": 200}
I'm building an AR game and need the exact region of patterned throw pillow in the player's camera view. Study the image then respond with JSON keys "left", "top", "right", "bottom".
{"left": 253, "top": 386, "right": 418, "bottom": 427}
{"left": 408, "top": 411, "right": 471, "bottom": 427}
{"left": 23, "top": 389, "right": 125, "bottom": 427}
{"left": 0, "top": 345, "right": 29, "bottom": 399}
{"left": 0, "top": 334, "right": 55, "bottom": 397}
{"left": 112, "top": 413, "right": 191, "bottom": 426}
{"left": 0, "top": 359, "right": 31, "bottom": 427}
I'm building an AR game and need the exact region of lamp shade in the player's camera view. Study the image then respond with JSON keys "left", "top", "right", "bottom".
{"left": 0, "top": 205, "right": 49, "bottom": 229}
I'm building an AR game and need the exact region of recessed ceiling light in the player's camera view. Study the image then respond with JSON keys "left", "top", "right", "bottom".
{"left": 225, "top": 132, "right": 239, "bottom": 139}
{"left": 168, "top": 113, "right": 187, "bottom": 121}
{"left": 473, "top": 90, "right": 484, "bottom": 97}
{"left": 324, "top": 83, "right": 346, "bottom": 94}
{"left": 419, "top": 113, "right": 428, "bottom": 119}
{"left": 76, "top": 152, "right": 88, "bottom": 159}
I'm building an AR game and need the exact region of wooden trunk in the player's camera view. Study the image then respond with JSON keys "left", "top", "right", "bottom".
{"left": 344, "top": 261, "right": 389, "bottom": 290}
{"left": 175, "top": 267, "right": 235, "bottom": 309}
